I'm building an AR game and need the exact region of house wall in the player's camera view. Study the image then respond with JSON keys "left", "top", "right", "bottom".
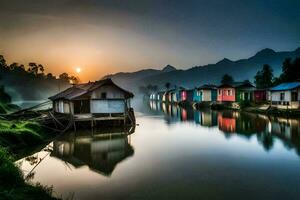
{"left": 181, "top": 90, "right": 187, "bottom": 101}
{"left": 54, "top": 100, "right": 72, "bottom": 114}
{"left": 271, "top": 89, "right": 300, "bottom": 109}
{"left": 236, "top": 89, "right": 253, "bottom": 102}
{"left": 193, "top": 90, "right": 202, "bottom": 102}
{"left": 271, "top": 91, "right": 291, "bottom": 102}
{"left": 90, "top": 99, "right": 125, "bottom": 113}
{"left": 202, "top": 90, "right": 212, "bottom": 101}
{"left": 91, "top": 85, "right": 125, "bottom": 99}
{"left": 217, "top": 88, "right": 236, "bottom": 102}
{"left": 254, "top": 91, "right": 267, "bottom": 102}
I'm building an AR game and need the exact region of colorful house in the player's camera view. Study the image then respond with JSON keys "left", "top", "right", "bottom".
{"left": 149, "top": 93, "right": 157, "bottom": 101}
{"left": 254, "top": 89, "right": 269, "bottom": 102}
{"left": 194, "top": 84, "right": 217, "bottom": 102}
{"left": 217, "top": 82, "right": 255, "bottom": 102}
{"left": 179, "top": 88, "right": 187, "bottom": 102}
{"left": 270, "top": 82, "right": 300, "bottom": 109}
{"left": 156, "top": 91, "right": 164, "bottom": 101}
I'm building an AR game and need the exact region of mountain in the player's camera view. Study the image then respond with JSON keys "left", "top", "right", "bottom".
{"left": 106, "top": 47, "right": 300, "bottom": 92}
{"left": 162, "top": 65, "right": 176, "bottom": 72}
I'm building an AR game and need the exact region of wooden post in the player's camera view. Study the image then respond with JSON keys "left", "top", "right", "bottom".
{"left": 73, "top": 121, "right": 76, "bottom": 132}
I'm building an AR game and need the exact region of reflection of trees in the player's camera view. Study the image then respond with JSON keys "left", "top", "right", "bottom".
{"left": 257, "top": 132, "right": 274, "bottom": 151}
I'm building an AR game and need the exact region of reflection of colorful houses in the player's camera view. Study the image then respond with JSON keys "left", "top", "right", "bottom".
{"left": 51, "top": 130, "right": 134, "bottom": 176}
{"left": 218, "top": 113, "right": 236, "bottom": 133}
{"left": 193, "top": 85, "right": 217, "bottom": 102}
{"left": 217, "top": 82, "right": 255, "bottom": 102}
{"left": 270, "top": 82, "right": 300, "bottom": 109}
{"left": 194, "top": 110, "right": 217, "bottom": 126}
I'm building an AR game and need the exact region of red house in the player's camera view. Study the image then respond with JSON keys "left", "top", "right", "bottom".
{"left": 217, "top": 84, "right": 236, "bottom": 102}
{"left": 217, "top": 82, "right": 254, "bottom": 102}
{"left": 254, "top": 89, "right": 268, "bottom": 102}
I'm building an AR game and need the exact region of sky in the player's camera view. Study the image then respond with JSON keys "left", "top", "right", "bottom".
{"left": 0, "top": 0, "right": 300, "bottom": 81}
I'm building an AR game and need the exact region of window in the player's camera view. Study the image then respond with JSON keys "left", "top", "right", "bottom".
{"left": 227, "top": 89, "right": 232, "bottom": 96}
{"left": 101, "top": 92, "right": 107, "bottom": 99}
{"left": 280, "top": 93, "right": 285, "bottom": 101}
{"left": 291, "top": 92, "right": 298, "bottom": 101}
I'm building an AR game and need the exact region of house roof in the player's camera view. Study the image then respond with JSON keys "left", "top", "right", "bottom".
{"left": 218, "top": 82, "right": 254, "bottom": 89}
{"left": 49, "top": 78, "right": 134, "bottom": 101}
{"left": 270, "top": 82, "right": 300, "bottom": 91}
{"left": 197, "top": 84, "right": 217, "bottom": 90}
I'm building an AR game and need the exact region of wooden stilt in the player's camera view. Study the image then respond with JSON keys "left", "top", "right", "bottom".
{"left": 73, "top": 121, "right": 77, "bottom": 132}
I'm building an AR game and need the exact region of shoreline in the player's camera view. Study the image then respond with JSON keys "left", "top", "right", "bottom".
{"left": 0, "top": 117, "right": 59, "bottom": 200}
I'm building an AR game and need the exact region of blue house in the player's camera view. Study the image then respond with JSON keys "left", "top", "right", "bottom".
{"left": 193, "top": 84, "right": 217, "bottom": 102}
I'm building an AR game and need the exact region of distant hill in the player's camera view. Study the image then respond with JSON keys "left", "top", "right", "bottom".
{"left": 106, "top": 47, "right": 300, "bottom": 92}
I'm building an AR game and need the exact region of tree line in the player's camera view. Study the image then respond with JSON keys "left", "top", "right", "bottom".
{"left": 221, "top": 57, "right": 300, "bottom": 88}
{"left": 0, "top": 55, "right": 80, "bottom": 100}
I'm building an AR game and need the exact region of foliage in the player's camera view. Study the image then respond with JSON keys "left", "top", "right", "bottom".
{"left": 221, "top": 74, "right": 234, "bottom": 84}
{"left": 0, "top": 120, "right": 45, "bottom": 148}
{"left": 279, "top": 57, "right": 300, "bottom": 82}
{"left": 254, "top": 64, "right": 274, "bottom": 88}
{"left": 0, "top": 55, "right": 79, "bottom": 100}
{"left": 0, "top": 146, "right": 57, "bottom": 200}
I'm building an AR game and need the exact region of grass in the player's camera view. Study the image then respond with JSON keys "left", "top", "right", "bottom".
{"left": 0, "top": 147, "right": 57, "bottom": 200}
{"left": 0, "top": 118, "right": 60, "bottom": 199}
{"left": 0, "top": 120, "right": 45, "bottom": 149}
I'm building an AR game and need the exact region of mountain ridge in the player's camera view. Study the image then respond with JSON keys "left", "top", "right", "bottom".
{"left": 105, "top": 47, "right": 300, "bottom": 92}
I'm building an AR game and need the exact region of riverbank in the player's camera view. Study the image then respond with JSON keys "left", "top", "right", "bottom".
{"left": 0, "top": 118, "right": 59, "bottom": 200}
{"left": 210, "top": 102, "right": 300, "bottom": 117}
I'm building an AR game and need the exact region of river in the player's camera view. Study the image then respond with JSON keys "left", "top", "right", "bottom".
{"left": 17, "top": 101, "right": 300, "bottom": 200}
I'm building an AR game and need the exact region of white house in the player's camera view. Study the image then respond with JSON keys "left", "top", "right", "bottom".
{"left": 49, "top": 78, "right": 134, "bottom": 117}
{"left": 270, "top": 82, "right": 300, "bottom": 109}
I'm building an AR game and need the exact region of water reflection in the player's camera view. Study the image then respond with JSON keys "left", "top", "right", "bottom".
{"left": 149, "top": 100, "right": 300, "bottom": 155}
{"left": 51, "top": 126, "right": 135, "bottom": 176}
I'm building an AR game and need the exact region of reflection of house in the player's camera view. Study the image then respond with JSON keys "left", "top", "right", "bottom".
{"left": 270, "top": 82, "right": 300, "bottom": 109}
{"left": 217, "top": 82, "right": 255, "bottom": 102}
{"left": 51, "top": 130, "right": 134, "bottom": 176}
{"left": 217, "top": 113, "right": 236, "bottom": 133}
{"left": 194, "top": 110, "right": 217, "bottom": 126}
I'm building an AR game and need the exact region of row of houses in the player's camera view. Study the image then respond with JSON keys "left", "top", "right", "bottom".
{"left": 150, "top": 81, "right": 300, "bottom": 109}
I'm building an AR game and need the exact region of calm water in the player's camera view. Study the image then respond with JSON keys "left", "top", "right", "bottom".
{"left": 17, "top": 101, "right": 300, "bottom": 200}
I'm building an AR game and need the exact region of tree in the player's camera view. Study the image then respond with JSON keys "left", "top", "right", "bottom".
{"left": 279, "top": 57, "right": 300, "bottom": 82}
{"left": 254, "top": 64, "right": 274, "bottom": 88}
{"left": 59, "top": 73, "right": 70, "bottom": 82}
{"left": 0, "top": 55, "right": 8, "bottom": 72}
{"left": 221, "top": 74, "right": 234, "bottom": 84}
